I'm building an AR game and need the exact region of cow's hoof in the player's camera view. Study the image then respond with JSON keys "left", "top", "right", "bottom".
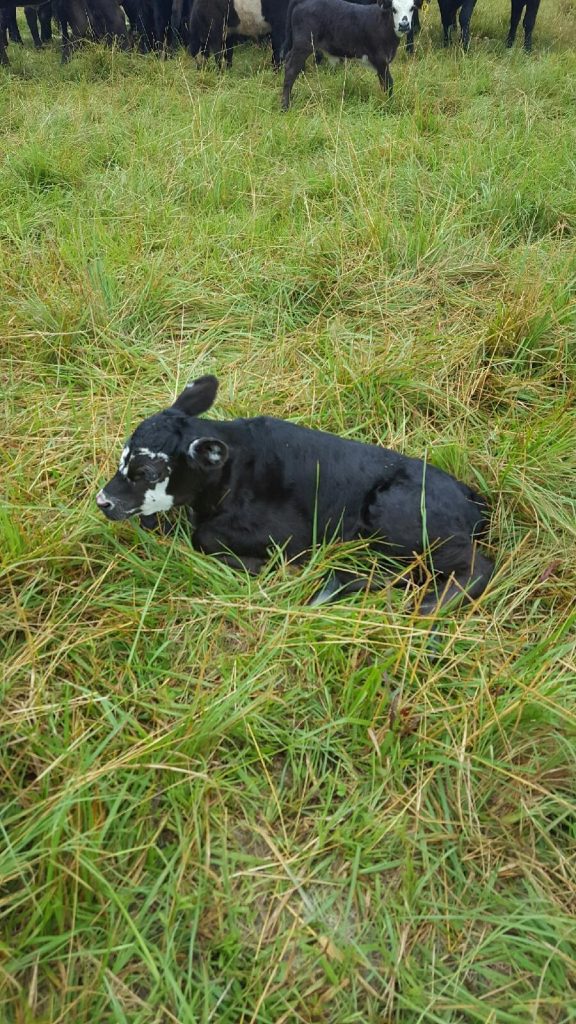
{"left": 308, "top": 572, "right": 342, "bottom": 606}
{"left": 139, "top": 514, "right": 160, "bottom": 531}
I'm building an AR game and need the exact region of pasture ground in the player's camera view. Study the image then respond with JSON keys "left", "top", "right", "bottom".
{"left": 1, "top": 3, "right": 576, "bottom": 1021}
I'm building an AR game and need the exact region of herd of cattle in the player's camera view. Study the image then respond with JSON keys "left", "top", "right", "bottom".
{"left": 1, "top": 0, "right": 544, "bottom": 104}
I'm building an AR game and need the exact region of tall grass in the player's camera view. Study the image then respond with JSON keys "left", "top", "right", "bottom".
{"left": 1, "top": 1, "right": 576, "bottom": 1020}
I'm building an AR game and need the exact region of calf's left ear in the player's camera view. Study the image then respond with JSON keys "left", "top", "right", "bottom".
{"left": 172, "top": 375, "right": 219, "bottom": 417}
{"left": 187, "top": 437, "right": 229, "bottom": 469}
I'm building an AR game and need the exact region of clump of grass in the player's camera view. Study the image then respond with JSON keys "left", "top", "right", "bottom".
{"left": 1, "top": 3, "right": 576, "bottom": 1021}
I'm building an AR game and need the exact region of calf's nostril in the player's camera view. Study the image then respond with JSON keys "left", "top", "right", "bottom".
{"left": 96, "top": 491, "right": 113, "bottom": 510}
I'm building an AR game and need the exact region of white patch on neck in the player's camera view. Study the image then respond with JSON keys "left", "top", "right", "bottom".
{"left": 118, "top": 446, "right": 131, "bottom": 477}
{"left": 137, "top": 447, "right": 169, "bottom": 462}
{"left": 232, "top": 0, "right": 271, "bottom": 37}
{"left": 140, "top": 478, "right": 174, "bottom": 516}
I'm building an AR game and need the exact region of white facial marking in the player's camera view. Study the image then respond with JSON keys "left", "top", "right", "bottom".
{"left": 136, "top": 447, "right": 169, "bottom": 462}
{"left": 326, "top": 53, "right": 343, "bottom": 65}
{"left": 140, "top": 478, "right": 175, "bottom": 516}
{"left": 118, "top": 446, "right": 130, "bottom": 477}
{"left": 233, "top": 0, "right": 271, "bottom": 37}
{"left": 391, "top": 0, "right": 414, "bottom": 35}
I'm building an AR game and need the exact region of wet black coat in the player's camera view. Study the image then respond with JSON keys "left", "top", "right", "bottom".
{"left": 97, "top": 376, "right": 494, "bottom": 612}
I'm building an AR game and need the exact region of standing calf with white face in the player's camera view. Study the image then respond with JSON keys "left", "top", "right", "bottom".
{"left": 96, "top": 375, "right": 494, "bottom": 613}
{"left": 281, "top": 0, "right": 422, "bottom": 110}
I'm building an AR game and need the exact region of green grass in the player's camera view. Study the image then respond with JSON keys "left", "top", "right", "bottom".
{"left": 1, "top": 1, "right": 576, "bottom": 1019}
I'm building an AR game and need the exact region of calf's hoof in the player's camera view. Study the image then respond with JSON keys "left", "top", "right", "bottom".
{"left": 505, "top": 34, "right": 514, "bottom": 47}
{"left": 308, "top": 572, "right": 342, "bottom": 606}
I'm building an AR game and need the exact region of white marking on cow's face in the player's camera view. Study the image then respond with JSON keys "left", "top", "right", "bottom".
{"left": 118, "top": 446, "right": 131, "bottom": 477}
{"left": 140, "top": 478, "right": 175, "bottom": 516}
{"left": 233, "top": 0, "right": 271, "bottom": 37}
{"left": 136, "top": 447, "right": 169, "bottom": 462}
{"left": 391, "top": 0, "right": 414, "bottom": 34}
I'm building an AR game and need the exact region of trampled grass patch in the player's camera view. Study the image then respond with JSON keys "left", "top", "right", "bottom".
{"left": 1, "top": 2, "right": 576, "bottom": 1020}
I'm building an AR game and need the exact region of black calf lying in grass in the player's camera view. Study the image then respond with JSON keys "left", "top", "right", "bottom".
{"left": 281, "top": 0, "right": 422, "bottom": 110}
{"left": 96, "top": 376, "right": 493, "bottom": 614}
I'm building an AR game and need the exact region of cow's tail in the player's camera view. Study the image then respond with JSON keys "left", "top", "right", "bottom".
{"left": 281, "top": 0, "right": 300, "bottom": 60}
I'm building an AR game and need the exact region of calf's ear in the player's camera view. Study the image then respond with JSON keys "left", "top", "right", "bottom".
{"left": 172, "top": 375, "right": 219, "bottom": 416}
{"left": 187, "top": 437, "right": 229, "bottom": 469}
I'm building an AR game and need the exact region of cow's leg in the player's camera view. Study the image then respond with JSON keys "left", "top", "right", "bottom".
{"left": 56, "top": 0, "right": 89, "bottom": 61}
{"left": 24, "top": 6, "right": 43, "bottom": 47}
{"left": 419, "top": 541, "right": 493, "bottom": 615}
{"left": 38, "top": 2, "right": 53, "bottom": 43}
{"left": 459, "top": 0, "right": 475, "bottom": 50}
{"left": 152, "top": 0, "right": 169, "bottom": 50}
{"left": 0, "top": 24, "right": 8, "bottom": 64}
{"left": 58, "top": 12, "right": 72, "bottom": 61}
{"left": 270, "top": 24, "right": 284, "bottom": 69}
{"left": 506, "top": 0, "right": 524, "bottom": 45}
{"left": 281, "top": 44, "right": 311, "bottom": 110}
{"left": 6, "top": 9, "right": 24, "bottom": 44}
{"left": 170, "top": 0, "right": 183, "bottom": 42}
{"left": 308, "top": 569, "right": 384, "bottom": 606}
{"left": 522, "top": 0, "right": 540, "bottom": 50}
{"left": 105, "top": 0, "right": 129, "bottom": 48}
{"left": 192, "top": 521, "right": 268, "bottom": 573}
{"left": 370, "top": 55, "right": 393, "bottom": 97}
{"left": 437, "top": 0, "right": 454, "bottom": 45}
{"left": 406, "top": 7, "right": 419, "bottom": 54}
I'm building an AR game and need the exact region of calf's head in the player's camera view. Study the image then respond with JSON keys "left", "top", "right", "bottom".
{"left": 96, "top": 375, "right": 228, "bottom": 521}
{"left": 380, "top": 0, "right": 420, "bottom": 35}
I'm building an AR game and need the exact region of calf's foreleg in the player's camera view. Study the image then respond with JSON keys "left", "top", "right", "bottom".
{"left": 419, "top": 540, "right": 493, "bottom": 615}
{"left": 370, "top": 54, "right": 393, "bottom": 96}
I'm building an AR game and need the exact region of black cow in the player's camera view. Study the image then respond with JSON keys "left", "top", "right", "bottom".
{"left": 188, "top": 0, "right": 290, "bottom": 69}
{"left": 281, "top": 0, "right": 421, "bottom": 110}
{"left": 506, "top": 0, "right": 540, "bottom": 50}
{"left": 96, "top": 376, "right": 494, "bottom": 615}
{"left": 437, "top": 0, "right": 477, "bottom": 50}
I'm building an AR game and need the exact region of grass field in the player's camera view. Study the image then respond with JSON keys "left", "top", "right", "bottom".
{"left": 1, "top": 2, "right": 576, "bottom": 1020}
